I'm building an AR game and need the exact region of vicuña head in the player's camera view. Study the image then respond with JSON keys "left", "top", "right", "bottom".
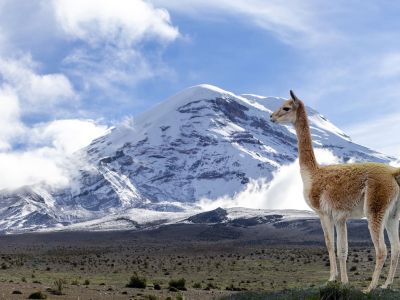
{"left": 270, "top": 90, "right": 301, "bottom": 124}
{"left": 270, "top": 90, "right": 400, "bottom": 293}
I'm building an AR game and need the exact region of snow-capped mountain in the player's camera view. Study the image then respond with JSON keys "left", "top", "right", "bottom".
{"left": 0, "top": 84, "right": 394, "bottom": 233}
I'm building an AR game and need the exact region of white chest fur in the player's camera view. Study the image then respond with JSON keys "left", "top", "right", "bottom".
{"left": 300, "top": 168, "right": 313, "bottom": 208}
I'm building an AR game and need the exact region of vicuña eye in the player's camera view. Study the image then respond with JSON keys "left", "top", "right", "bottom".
{"left": 283, "top": 107, "right": 290, "bottom": 111}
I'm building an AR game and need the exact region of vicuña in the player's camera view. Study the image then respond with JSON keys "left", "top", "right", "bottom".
{"left": 271, "top": 91, "right": 400, "bottom": 292}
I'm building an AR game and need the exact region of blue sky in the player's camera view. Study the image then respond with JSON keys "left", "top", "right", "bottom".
{"left": 0, "top": 0, "right": 400, "bottom": 188}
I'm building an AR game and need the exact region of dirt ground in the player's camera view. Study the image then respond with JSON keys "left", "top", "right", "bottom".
{"left": 0, "top": 222, "right": 394, "bottom": 299}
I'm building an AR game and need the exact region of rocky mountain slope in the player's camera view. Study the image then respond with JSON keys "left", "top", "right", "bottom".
{"left": 0, "top": 84, "right": 394, "bottom": 233}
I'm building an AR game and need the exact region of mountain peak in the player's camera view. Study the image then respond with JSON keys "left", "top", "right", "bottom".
{"left": 134, "top": 84, "right": 235, "bottom": 128}
{"left": 160, "top": 84, "right": 235, "bottom": 108}
{"left": 190, "top": 83, "right": 228, "bottom": 91}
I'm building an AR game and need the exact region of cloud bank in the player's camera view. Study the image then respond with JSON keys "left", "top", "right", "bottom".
{"left": 53, "top": 0, "right": 179, "bottom": 45}
{"left": 151, "top": 0, "right": 332, "bottom": 47}
{"left": 0, "top": 119, "right": 107, "bottom": 190}
{"left": 0, "top": 0, "right": 180, "bottom": 190}
{"left": 198, "top": 149, "right": 341, "bottom": 211}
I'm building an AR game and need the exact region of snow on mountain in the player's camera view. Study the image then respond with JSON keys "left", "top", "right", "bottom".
{"left": 0, "top": 84, "right": 395, "bottom": 233}
{"left": 39, "top": 207, "right": 316, "bottom": 233}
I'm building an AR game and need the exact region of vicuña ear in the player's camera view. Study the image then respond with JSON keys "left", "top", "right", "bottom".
{"left": 290, "top": 90, "right": 298, "bottom": 101}
{"left": 290, "top": 90, "right": 300, "bottom": 108}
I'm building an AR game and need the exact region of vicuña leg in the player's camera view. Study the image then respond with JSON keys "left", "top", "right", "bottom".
{"left": 382, "top": 214, "right": 400, "bottom": 289}
{"left": 366, "top": 219, "right": 387, "bottom": 292}
{"left": 335, "top": 219, "right": 348, "bottom": 284}
{"left": 320, "top": 214, "right": 337, "bottom": 281}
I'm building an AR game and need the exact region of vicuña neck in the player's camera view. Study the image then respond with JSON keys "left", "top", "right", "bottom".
{"left": 294, "top": 102, "right": 318, "bottom": 171}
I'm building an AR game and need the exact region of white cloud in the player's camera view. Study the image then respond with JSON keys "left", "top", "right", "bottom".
{"left": 199, "top": 149, "right": 340, "bottom": 211}
{"left": 62, "top": 46, "right": 161, "bottom": 94}
{"left": 0, "top": 149, "right": 70, "bottom": 190}
{"left": 0, "top": 85, "right": 25, "bottom": 151}
{"left": 152, "top": 0, "right": 335, "bottom": 47}
{"left": 53, "top": 0, "right": 179, "bottom": 46}
{"left": 0, "top": 55, "right": 76, "bottom": 107}
{"left": 0, "top": 0, "right": 180, "bottom": 191}
{"left": 49, "top": 0, "right": 180, "bottom": 97}
{"left": 0, "top": 55, "right": 106, "bottom": 189}
{"left": 30, "top": 119, "right": 108, "bottom": 154}
{"left": 0, "top": 119, "right": 108, "bottom": 190}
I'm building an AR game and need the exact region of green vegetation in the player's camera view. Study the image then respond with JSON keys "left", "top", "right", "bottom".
{"left": 4, "top": 231, "right": 400, "bottom": 299}
{"left": 28, "top": 291, "right": 47, "bottom": 299}
{"left": 126, "top": 272, "right": 147, "bottom": 288}
{"left": 71, "top": 278, "right": 79, "bottom": 285}
{"left": 51, "top": 278, "right": 67, "bottom": 295}
{"left": 153, "top": 283, "right": 161, "bottom": 290}
{"left": 168, "top": 278, "right": 186, "bottom": 291}
{"left": 219, "top": 282, "right": 400, "bottom": 300}
{"left": 192, "top": 282, "right": 202, "bottom": 289}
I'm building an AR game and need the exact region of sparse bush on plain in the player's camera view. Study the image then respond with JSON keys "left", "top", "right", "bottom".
{"left": 12, "top": 290, "right": 22, "bottom": 294}
{"left": 28, "top": 291, "right": 47, "bottom": 299}
{"left": 126, "top": 272, "right": 147, "bottom": 288}
{"left": 153, "top": 283, "right": 161, "bottom": 290}
{"left": 226, "top": 283, "right": 242, "bottom": 291}
{"left": 52, "top": 278, "right": 67, "bottom": 295}
{"left": 319, "top": 282, "right": 361, "bottom": 299}
{"left": 192, "top": 282, "right": 201, "bottom": 289}
{"left": 218, "top": 281, "right": 400, "bottom": 300}
{"left": 71, "top": 279, "right": 79, "bottom": 285}
{"left": 204, "top": 282, "right": 217, "bottom": 290}
{"left": 168, "top": 278, "right": 186, "bottom": 291}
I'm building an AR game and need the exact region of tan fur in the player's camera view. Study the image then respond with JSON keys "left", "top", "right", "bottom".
{"left": 271, "top": 91, "right": 400, "bottom": 292}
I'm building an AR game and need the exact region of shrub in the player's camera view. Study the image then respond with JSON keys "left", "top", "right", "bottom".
{"left": 71, "top": 279, "right": 79, "bottom": 285}
{"left": 168, "top": 278, "right": 186, "bottom": 291}
{"left": 83, "top": 279, "right": 90, "bottom": 285}
{"left": 28, "top": 291, "right": 47, "bottom": 299}
{"left": 226, "top": 284, "right": 242, "bottom": 291}
{"left": 126, "top": 272, "right": 147, "bottom": 288}
{"left": 319, "top": 282, "right": 365, "bottom": 300}
{"left": 205, "top": 282, "right": 217, "bottom": 290}
{"left": 52, "top": 278, "right": 67, "bottom": 295}
{"left": 153, "top": 283, "right": 161, "bottom": 290}
{"left": 192, "top": 282, "right": 202, "bottom": 289}
{"left": 219, "top": 282, "right": 400, "bottom": 300}
{"left": 12, "top": 290, "right": 22, "bottom": 294}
